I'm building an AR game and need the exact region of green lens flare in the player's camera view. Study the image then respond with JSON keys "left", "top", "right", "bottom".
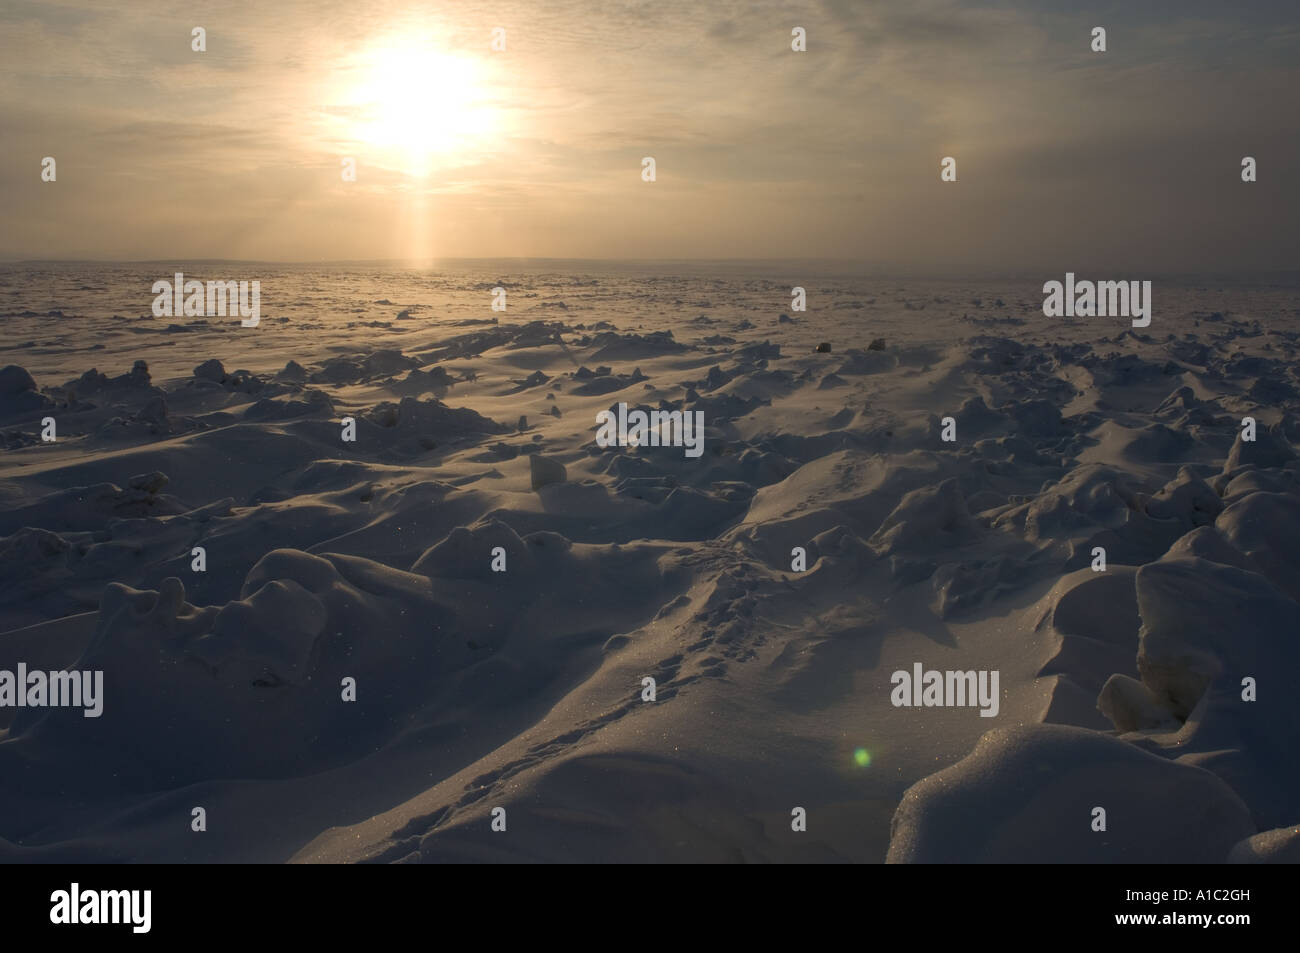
{"left": 854, "top": 748, "right": 871, "bottom": 767}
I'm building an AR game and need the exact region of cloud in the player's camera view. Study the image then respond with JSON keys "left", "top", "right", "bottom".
{"left": 1, "top": 0, "right": 1296, "bottom": 267}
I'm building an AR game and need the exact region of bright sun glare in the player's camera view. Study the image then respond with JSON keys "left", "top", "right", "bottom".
{"left": 343, "top": 42, "right": 500, "bottom": 175}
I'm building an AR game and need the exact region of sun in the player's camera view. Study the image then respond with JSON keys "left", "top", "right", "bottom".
{"left": 341, "top": 41, "right": 500, "bottom": 175}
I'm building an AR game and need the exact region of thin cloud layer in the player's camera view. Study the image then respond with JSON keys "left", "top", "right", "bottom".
{"left": 1, "top": 0, "right": 1296, "bottom": 269}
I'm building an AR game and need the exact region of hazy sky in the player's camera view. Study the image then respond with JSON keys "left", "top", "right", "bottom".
{"left": 2, "top": 0, "right": 1297, "bottom": 271}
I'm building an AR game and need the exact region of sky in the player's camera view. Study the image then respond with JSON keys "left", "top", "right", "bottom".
{"left": 1, "top": 0, "right": 1297, "bottom": 272}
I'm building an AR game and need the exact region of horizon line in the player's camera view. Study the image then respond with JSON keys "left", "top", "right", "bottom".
{"left": 2, "top": 257, "right": 1297, "bottom": 281}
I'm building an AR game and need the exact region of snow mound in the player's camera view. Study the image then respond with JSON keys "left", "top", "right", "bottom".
{"left": 887, "top": 724, "right": 1254, "bottom": 863}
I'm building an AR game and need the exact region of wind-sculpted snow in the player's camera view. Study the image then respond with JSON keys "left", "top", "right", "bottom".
{"left": 0, "top": 268, "right": 1297, "bottom": 862}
